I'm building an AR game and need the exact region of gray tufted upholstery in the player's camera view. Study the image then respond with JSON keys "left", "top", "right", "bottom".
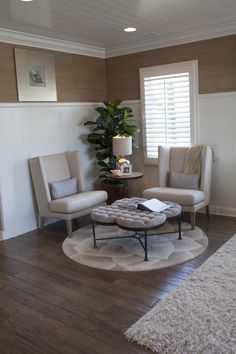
{"left": 91, "top": 198, "right": 181, "bottom": 230}
{"left": 158, "top": 201, "right": 182, "bottom": 219}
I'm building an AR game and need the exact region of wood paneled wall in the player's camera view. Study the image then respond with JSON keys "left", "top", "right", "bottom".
{"left": 0, "top": 43, "right": 18, "bottom": 102}
{"left": 106, "top": 35, "right": 236, "bottom": 100}
{"left": 0, "top": 43, "right": 106, "bottom": 102}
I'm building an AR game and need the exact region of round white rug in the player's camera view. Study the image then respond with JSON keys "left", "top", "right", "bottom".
{"left": 62, "top": 223, "right": 208, "bottom": 271}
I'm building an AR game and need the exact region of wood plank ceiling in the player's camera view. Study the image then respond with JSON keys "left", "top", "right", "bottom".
{"left": 0, "top": 0, "right": 236, "bottom": 51}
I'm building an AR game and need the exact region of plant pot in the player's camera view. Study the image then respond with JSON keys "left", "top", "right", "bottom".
{"left": 101, "top": 181, "right": 124, "bottom": 205}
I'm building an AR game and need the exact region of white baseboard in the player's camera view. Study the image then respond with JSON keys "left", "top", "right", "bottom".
{"left": 209, "top": 205, "right": 236, "bottom": 217}
{"left": 0, "top": 205, "right": 235, "bottom": 241}
{"left": 199, "top": 205, "right": 236, "bottom": 217}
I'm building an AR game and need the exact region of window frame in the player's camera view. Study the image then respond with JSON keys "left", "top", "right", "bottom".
{"left": 140, "top": 60, "right": 199, "bottom": 164}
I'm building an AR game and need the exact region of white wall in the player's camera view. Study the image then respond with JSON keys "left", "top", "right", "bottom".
{"left": 199, "top": 92, "right": 236, "bottom": 216}
{"left": 0, "top": 102, "right": 99, "bottom": 239}
{"left": 127, "top": 92, "right": 236, "bottom": 217}
{"left": 0, "top": 92, "right": 235, "bottom": 240}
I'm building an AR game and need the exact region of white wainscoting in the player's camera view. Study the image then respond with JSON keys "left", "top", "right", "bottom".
{"left": 0, "top": 102, "right": 99, "bottom": 239}
{"left": 125, "top": 92, "right": 236, "bottom": 217}
{"left": 199, "top": 92, "right": 236, "bottom": 217}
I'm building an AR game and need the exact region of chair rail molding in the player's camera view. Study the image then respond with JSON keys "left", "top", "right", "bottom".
{"left": 0, "top": 102, "right": 101, "bottom": 108}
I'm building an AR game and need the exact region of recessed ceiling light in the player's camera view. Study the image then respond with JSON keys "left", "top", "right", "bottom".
{"left": 20, "top": 0, "right": 34, "bottom": 2}
{"left": 124, "top": 27, "right": 136, "bottom": 33}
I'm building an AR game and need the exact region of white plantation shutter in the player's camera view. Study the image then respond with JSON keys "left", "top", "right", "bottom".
{"left": 140, "top": 61, "right": 198, "bottom": 163}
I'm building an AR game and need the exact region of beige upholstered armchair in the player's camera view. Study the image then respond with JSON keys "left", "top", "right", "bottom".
{"left": 143, "top": 145, "right": 212, "bottom": 228}
{"left": 29, "top": 151, "right": 107, "bottom": 237}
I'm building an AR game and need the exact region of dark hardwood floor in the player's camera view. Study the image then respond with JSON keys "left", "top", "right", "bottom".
{"left": 0, "top": 213, "right": 235, "bottom": 353}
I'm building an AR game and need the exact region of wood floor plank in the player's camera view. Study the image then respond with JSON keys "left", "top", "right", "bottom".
{"left": 0, "top": 213, "right": 235, "bottom": 353}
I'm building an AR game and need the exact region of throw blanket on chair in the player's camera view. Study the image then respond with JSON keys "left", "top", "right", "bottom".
{"left": 182, "top": 145, "right": 203, "bottom": 175}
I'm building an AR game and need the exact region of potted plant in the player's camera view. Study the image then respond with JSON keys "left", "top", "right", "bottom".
{"left": 84, "top": 100, "right": 139, "bottom": 203}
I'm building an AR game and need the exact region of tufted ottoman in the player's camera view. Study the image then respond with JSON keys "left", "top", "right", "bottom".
{"left": 91, "top": 197, "right": 181, "bottom": 261}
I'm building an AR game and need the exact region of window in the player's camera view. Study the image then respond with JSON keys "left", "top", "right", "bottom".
{"left": 140, "top": 61, "right": 199, "bottom": 163}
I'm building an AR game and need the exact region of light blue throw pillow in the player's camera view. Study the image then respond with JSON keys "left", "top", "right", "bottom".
{"left": 50, "top": 177, "right": 77, "bottom": 199}
{"left": 169, "top": 171, "right": 200, "bottom": 190}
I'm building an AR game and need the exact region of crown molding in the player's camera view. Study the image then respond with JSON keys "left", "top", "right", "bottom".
{"left": 0, "top": 22, "right": 236, "bottom": 59}
{"left": 106, "top": 22, "right": 236, "bottom": 57}
{"left": 0, "top": 28, "right": 105, "bottom": 58}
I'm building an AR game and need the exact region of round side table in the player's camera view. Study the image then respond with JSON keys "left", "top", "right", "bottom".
{"left": 107, "top": 171, "right": 143, "bottom": 198}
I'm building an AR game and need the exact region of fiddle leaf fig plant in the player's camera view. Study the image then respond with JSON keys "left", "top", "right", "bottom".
{"left": 84, "top": 100, "right": 139, "bottom": 178}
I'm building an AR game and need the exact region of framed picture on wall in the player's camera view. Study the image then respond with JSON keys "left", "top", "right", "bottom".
{"left": 121, "top": 164, "right": 132, "bottom": 175}
{"left": 14, "top": 48, "right": 57, "bottom": 101}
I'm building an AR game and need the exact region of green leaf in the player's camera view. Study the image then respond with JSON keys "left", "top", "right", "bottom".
{"left": 87, "top": 133, "right": 103, "bottom": 144}
{"left": 84, "top": 120, "right": 97, "bottom": 126}
{"left": 105, "top": 100, "right": 122, "bottom": 108}
{"left": 95, "top": 107, "right": 107, "bottom": 115}
{"left": 93, "top": 127, "right": 104, "bottom": 132}
{"left": 126, "top": 117, "right": 136, "bottom": 122}
{"left": 123, "top": 110, "right": 128, "bottom": 119}
{"left": 96, "top": 150, "right": 109, "bottom": 160}
{"left": 121, "top": 106, "right": 132, "bottom": 112}
{"left": 97, "top": 116, "right": 109, "bottom": 130}
{"left": 108, "top": 161, "right": 116, "bottom": 169}
{"left": 112, "top": 99, "right": 122, "bottom": 107}
{"left": 98, "top": 161, "right": 107, "bottom": 167}
{"left": 107, "top": 105, "right": 114, "bottom": 117}
{"left": 124, "top": 126, "right": 139, "bottom": 135}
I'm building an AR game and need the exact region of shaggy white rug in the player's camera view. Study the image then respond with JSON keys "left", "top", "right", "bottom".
{"left": 62, "top": 223, "right": 208, "bottom": 271}
{"left": 125, "top": 234, "right": 236, "bottom": 353}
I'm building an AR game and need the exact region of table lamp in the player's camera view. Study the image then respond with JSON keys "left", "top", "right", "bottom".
{"left": 112, "top": 135, "right": 132, "bottom": 169}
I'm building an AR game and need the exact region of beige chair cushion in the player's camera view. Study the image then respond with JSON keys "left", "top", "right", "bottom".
{"left": 143, "top": 187, "right": 204, "bottom": 206}
{"left": 50, "top": 190, "right": 107, "bottom": 214}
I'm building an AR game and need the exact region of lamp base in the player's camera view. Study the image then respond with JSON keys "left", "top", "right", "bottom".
{"left": 117, "top": 156, "right": 130, "bottom": 169}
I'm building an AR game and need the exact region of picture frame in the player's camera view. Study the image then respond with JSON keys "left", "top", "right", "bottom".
{"left": 121, "top": 164, "right": 132, "bottom": 175}
{"left": 14, "top": 48, "right": 57, "bottom": 102}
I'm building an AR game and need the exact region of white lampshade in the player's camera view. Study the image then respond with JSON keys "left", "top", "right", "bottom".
{"left": 112, "top": 136, "right": 132, "bottom": 156}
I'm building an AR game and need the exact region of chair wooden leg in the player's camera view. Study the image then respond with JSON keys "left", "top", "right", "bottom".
{"left": 39, "top": 216, "right": 44, "bottom": 230}
{"left": 206, "top": 205, "right": 210, "bottom": 220}
{"left": 66, "top": 220, "right": 73, "bottom": 238}
{"left": 190, "top": 212, "right": 196, "bottom": 230}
